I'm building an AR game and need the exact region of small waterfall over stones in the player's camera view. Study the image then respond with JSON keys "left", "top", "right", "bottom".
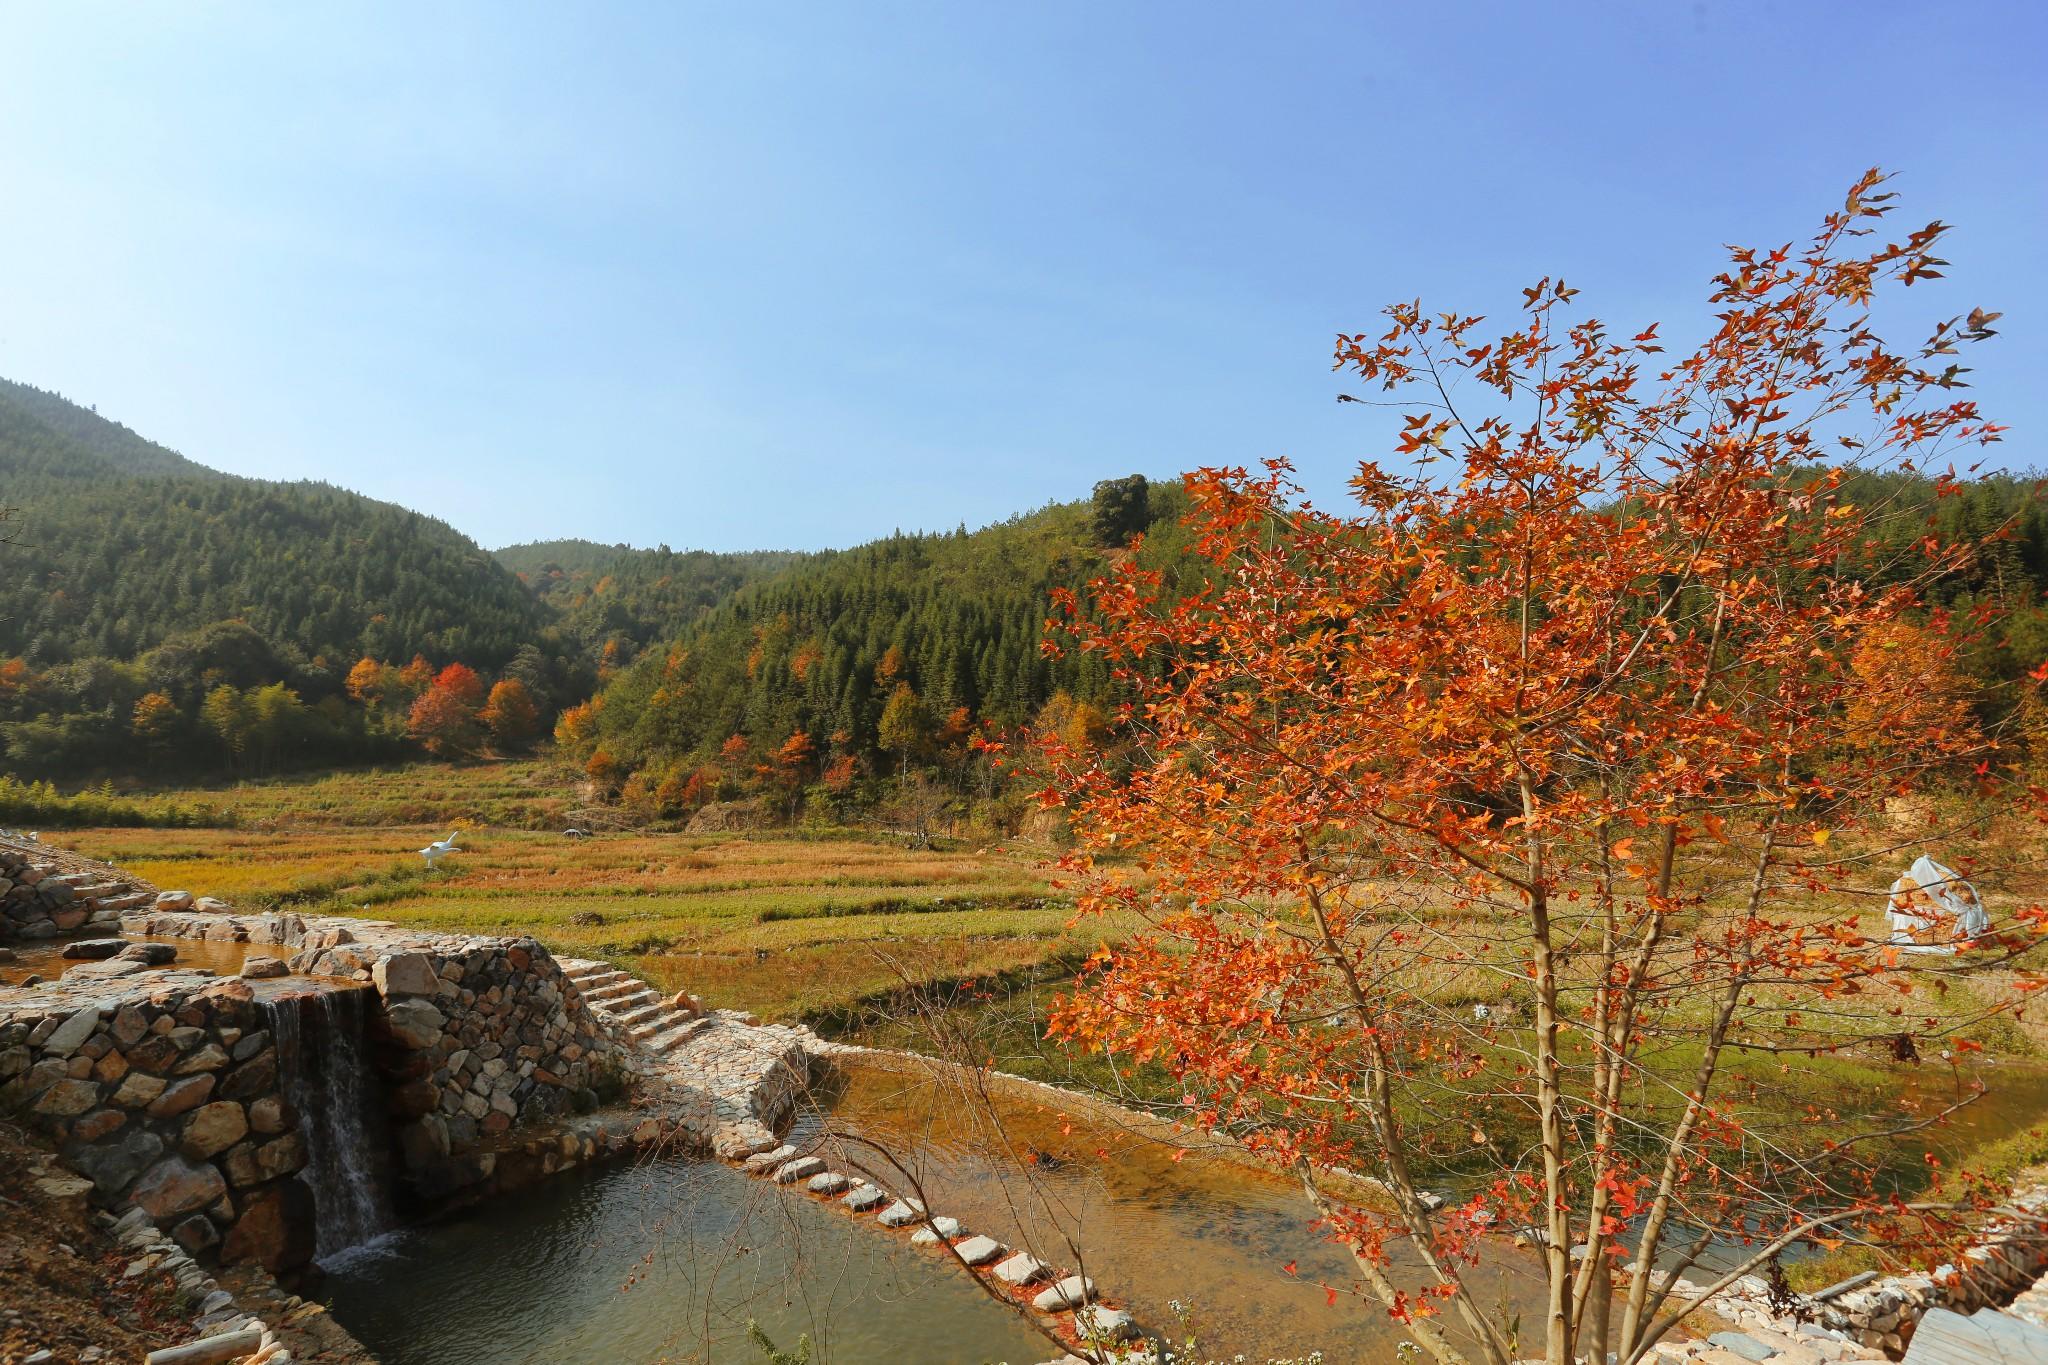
{"left": 265, "top": 985, "right": 397, "bottom": 1262}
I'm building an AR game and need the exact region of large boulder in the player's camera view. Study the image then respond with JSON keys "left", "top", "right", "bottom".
{"left": 220, "top": 1179, "right": 315, "bottom": 1273}
{"left": 180, "top": 1101, "right": 249, "bottom": 1160}
{"left": 68, "top": 1129, "right": 163, "bottom": 1197}
{"left": 130, "top": 1155, "right": 227, "bottom": 1220}
{"left": 60, "top": 938, "right": 125, "bottom": 960}
{"left": 372, "top": 953, "right": 439, "bottom": 998}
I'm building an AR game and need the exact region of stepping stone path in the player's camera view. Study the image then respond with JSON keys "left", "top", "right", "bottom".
{"left": 952, "top": 1235, "right": 1005, "bottom": 1266}
{"left": 554, "top": 955, "right": 1156, "bottom": 1353}
{"left": 1033, "top": 1275, "right": 1097, "bottom": 1311}
{"left": 994, "top": 1252, "right": 1051, "bottom": 1286}
{"left": 843, "top": 1183, "right": 889, "bottom": 1211}
{"left": 877, "top": 1198, "right": 926, "bottom": 1228}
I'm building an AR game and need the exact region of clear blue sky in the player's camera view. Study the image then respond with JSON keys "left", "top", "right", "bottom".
{"left": 0, "top": 3, "right": 2040, "bottom": 552}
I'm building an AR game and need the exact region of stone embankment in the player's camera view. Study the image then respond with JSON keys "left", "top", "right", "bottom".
{"left": 119, "top": 906, "right": 628, "bottom": 1208}
{"left": 1, "top": 838, "right": 155, "bottom": 942}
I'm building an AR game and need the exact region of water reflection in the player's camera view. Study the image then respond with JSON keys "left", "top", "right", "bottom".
{"left": 321, "top": 1151, "right": 1052, "bottom": 1364}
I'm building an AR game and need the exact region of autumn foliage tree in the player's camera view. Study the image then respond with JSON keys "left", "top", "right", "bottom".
{"left": 1036, "top": 173, "right": 2042, "bottom": 1365}
{"left": 408, "top": 671, "right": 483, "bottom": 756}
{"left": 480, "top": 677, "right": 540, "bottom": 748}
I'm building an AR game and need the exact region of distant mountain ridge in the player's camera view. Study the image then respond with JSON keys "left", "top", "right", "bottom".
{"left": 0, "top": 378, "right": 217, "bottom": 482}
{"left": 0, "top": 377, "right": 545, "bottom": 667}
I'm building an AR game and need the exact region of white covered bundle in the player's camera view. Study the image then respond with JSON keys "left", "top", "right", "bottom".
{"left": 1887, "top": 855, "right": 1989, "bottom": 950}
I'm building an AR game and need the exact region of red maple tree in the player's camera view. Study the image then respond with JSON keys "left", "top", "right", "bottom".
{"left": 1036, "top": 173, "right": 2041, "bottom": 1364}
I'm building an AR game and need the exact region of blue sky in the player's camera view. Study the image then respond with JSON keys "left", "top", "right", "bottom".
{"left": 0, "top": 3, "right": 2041, "bottom": 552}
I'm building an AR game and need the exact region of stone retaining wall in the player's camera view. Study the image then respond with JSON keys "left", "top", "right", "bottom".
{"left": 1, "top": 969, "right": 319, "bottom": 1273}
{"left": 0, "top": 841, "right": 154, "bottom": 942}
{"left": 122, "top": 906, "right": 627, "bottom": 1209}
{"left": 1646, "top": 1183, "right": 2048, "bottom": 1359}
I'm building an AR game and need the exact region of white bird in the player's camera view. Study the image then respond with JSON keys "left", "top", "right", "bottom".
{"left": 419, "top": 832, "right": 461, "bottom": 870}
{"left": 1472, "top": 1003, "right": 1492, "bottom": 1022}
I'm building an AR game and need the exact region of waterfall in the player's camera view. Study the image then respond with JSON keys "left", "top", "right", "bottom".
{"left": 266, "top": 985, "right": 396, "bottom": 1262}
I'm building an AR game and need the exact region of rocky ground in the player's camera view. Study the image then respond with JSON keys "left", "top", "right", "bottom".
{"left": 0, "top": 1122, "right": 188, "bottom": 1363}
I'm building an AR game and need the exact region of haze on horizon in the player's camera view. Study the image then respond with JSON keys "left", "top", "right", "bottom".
{"left": 0, "top": 2, "right": 2041, "bottom": 555}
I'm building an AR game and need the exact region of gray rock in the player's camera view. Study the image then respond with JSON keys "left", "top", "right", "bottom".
{"left": 1034, "top": 1275, "right": 1097, "bottom": 1311}
{"left": 910, "top": 1217, "right": 964, "bottom": 1245}
{"left": 1074, "top": 1305, "right": 1139, "bottom": 1342}
{"left": 1704, "top": 1333, "right": 1774, "bottom": 1363}
{"left": 154, "top": 891, "right": 195, "bottom": 912}
{"left": 952, "top": 1234, "right": 1005, "bottom": 1266}
{"left": 842, "top": 1184, "right": 888, "bottom": 1211}
{"left": 743, "top": 1145, "right": 796, "bottom": 1173}
{"left": 42, "top": 1006, "right": 103, "bottom": 1056}
{"left": 71, "top": 1129, "right": 165, "bottom": 1196}
{"left": 878, "top": 1198, "right": 926, "bottom": 1227}
{"left": 61, "top": 938, "right": 126, "bottom": 960}
{"left": 807, "top": 1171, "right": 851, "bottom": 1195}
{"left": 116, "top": 942, "right": 178, "bottom": 965}
{"left": 772, "top": 1156, "right": 825, "bottom": 1184}
{"left": 383, "top": 999, "right": 445, "bottom": 1049}
{"left": 993, "top": 1251, "right": 1050, "bottom": 1285}
{"left": 239, "top": 956, "right": 287, "bottom": 979}
{"left": 372, "top": 952, "right": 440, "bottom": 998}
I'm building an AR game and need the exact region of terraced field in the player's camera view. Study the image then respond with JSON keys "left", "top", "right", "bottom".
{"left": 55, "top": 763, "right": 1109, "bottom": 1023}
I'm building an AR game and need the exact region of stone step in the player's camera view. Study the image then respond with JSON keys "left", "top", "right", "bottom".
{"left": 559, "top": 961, "right": 609, "bottom": 980}
{"left": 93, "top": 892, "right": 155, "bottom": 912}
{"left": 584, "top": 978, "right": 644, "bottom": 1001}
{"left": 615, "top": 1001, "right": 668, "bottom": 1030}
{"left": 642, "top": 1018, "right": 714, "bottom": 1052}
{"left": 73, "top": 882, "right": 132, "bottom": 898}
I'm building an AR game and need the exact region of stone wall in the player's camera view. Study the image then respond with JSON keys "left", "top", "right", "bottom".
{"left": 124, "top": 905, "right": 625, "bottom": 1208}
{"left": 0, "top": 842, "right": 155, "bottom": 941}
{"left": 1656, "top": 1182, "right": 2048, "bottom": 1359}
{"left": 0, "top": 970, "right": 319, "bottom": 1274}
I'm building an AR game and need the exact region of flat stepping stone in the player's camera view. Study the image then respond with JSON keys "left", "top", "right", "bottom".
{"left": 807, "top": 1171, "right": 851, "bottom": 1195}
{"left": 842, "top": 1184, "right": 889, "bottom": 1211}
{"left": 772, "top": 1156, "right": 825, "bottom": 1184}
{"left": 742, "top": 1145, "right": 796, "bottom": 1173}
{"left": 877, "top": 1198, "right": 927, "bottom": 1227}
{"left": 952, "top": 1235, "right": 1005, "bottom": 1266}
{"left": 1033, "top": 1275, "right": 1097, "bottom": 1311}
{"left": 909, "top": 1216, "right": 963, "bottom": 1245}
{"left": 993, "top": 1251, "right": 1050, "bottom": 1285}
{"left": 1074, "top": 1305, "right": 1139, "bottom": 1342}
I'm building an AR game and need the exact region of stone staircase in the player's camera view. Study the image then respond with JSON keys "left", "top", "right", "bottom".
{"left": 557, "top": 958, "right": 717, "bottom": 1057}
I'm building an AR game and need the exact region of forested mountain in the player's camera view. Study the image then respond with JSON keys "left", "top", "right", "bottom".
{"left": 494, "top": 540, "right": 810, "bottom": 667}
{"left": 0, "top": 377, "right": 216, "bottom": 481}
{"left": 0, "top": 380, "right": 547, "bottom": 666}
{"left": 0, "top": 379, "right": 574, "bottom": 779}
{"left": 564, "top": 476, "right": 1192, "bottom": 815}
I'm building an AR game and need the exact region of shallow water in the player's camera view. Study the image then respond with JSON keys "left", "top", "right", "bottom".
{"left": 320, "top": 1151, "right": 1053, "bottom": 1365}
{"left": 812, "top": 1059, "right": 1551, "bottom": 1360}
{"left": 0, "top": 934, "right": 258, "bottom": 985}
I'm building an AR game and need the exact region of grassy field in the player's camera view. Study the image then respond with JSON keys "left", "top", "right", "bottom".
{"left": 58, "top": 761, "right": 1115, "bottom": 1023}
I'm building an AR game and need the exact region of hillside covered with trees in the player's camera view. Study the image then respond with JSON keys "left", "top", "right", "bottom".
{"left": 0, "top": 379, "right": 582, "bottom": 778}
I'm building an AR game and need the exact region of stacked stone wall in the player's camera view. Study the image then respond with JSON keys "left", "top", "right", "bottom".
{"left": 0, "top": 972, "right": 317, "bottom": 1274}
{"left": 122, "top": 905, "right": 625, "bottom": 1206}
{"left": 0, "top": 842, "right": 155, "bottom": 941}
